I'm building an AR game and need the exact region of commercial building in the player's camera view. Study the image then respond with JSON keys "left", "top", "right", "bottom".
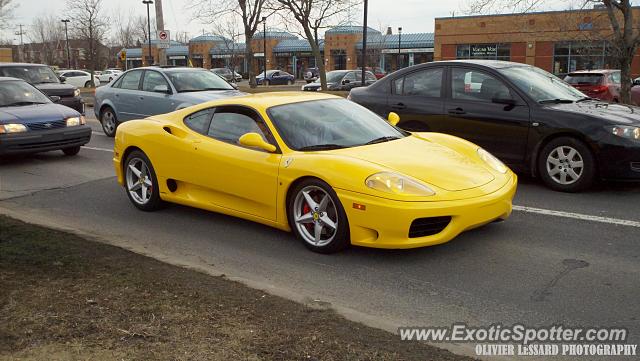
{"left": 434, "top": 6, "right": 640, "bottom": 77}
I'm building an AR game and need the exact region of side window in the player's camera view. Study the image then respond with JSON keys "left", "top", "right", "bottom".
{"left": 451, "top": 68, "right": 512, "bottom": 102}
{"left": 119, "top": 71, "right": 142, "bottom": 90}
{"left": 393, "top": 77, "right": 404, "bottom": 94}
{"left": 344, "top": 72, "right": 356, "bottom": 82}
{"left": 610, "top": 72, "right": 621, "bottom": 84}
{"left": 366, "top": 72, "right": 376, "bottom": 81}
{"left": 184, "top": 108, "right": 214, "bottom": 134}
{"left": 272, "top": 72, "right": 280, "bottom": 77}
{"left": 142, "top": 71, "right": 169, "bottom": 92}
{"left": 402, "top": 68, "right": 443, "bottom": 97}
{"left": 207, "top": 107, "right": 271, "bottom": 149}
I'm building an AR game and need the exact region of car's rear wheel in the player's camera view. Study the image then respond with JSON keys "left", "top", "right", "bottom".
{"left": 288, "top": 179, "right": 349, "bottom": 253}
{"left": 100, "top": 107, "right": 118, "bottom": 137}
{"left": 124, "top": 150, "right": 162, "bottom": 211}
{"left": 264, "top": 80, "right": 270, "bottom": 86}
{"left": 288, "top": 79, "right": 294, "bottom": 85}
{"left": 538, "top": 137, "right": 595, "bottom": 192}
{"left": 84, "top": 81, "right": 91, "bottom": 88}
{"left": 62, "top": 146, "right": 81, "bottom": 156}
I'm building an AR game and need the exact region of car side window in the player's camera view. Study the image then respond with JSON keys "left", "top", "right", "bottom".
{"left": 184, "top": 108, "right": 214, "bottom": 134}
{"left": 272, "top": 72, "right": 280, "bottom": 77}
{"left": 142, "top": 71, "right": 169, "bottom": 92}
{"left": 610, "top": 72, "right": 621, "bottom": 84}
{"left": 344, "top": 72, "right": 356, "bottom": 82}
{"left": 119, "top": 71, "right": 142, "bottom": 90}
{"left": 393, "top": 77, "right": 404, "bottom": 94}
{"left": 451, "top": 68, "right": 513, "bottom": 102}
{"left": 207, "top": 107, "right": 272, "bottom": 150}
{"left": 366, "top": 72, "right": 376, "bottom": 81}
{"left": 402, "top": 68, "right": 443, "bottom": 97}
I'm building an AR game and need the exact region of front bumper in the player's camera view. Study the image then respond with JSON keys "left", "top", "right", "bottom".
{"left": 337, "top": 175, "right": 517, "bottom": 249}
{"left": 58, "top": 96, "right": 85, "bottom": 115}
{"left": 0, "top": 125, "right": 92, "bottom": 155}
{"left": 596, "top": 137, "right": 640, "bottom": 180}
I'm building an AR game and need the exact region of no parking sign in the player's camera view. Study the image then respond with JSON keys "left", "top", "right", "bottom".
{"left": 157, "top": 30, "right": 170, "bottom": 49}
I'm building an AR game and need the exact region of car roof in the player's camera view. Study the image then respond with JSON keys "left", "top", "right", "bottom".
{"left": 0, "top": 62, "right": 49, "bottom": 67}
{"left": 192, "top": 91, "right": 339, "bottom": 111}
{"left": 0, "top": 76, "right": 25, "bottom": 82}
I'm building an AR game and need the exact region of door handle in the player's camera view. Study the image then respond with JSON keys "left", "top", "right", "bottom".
{"left": 447, "top": 107, "right": 466, "bottom": 115}
{"left": 139, "top": 96, "right": 144, "bottom": 100}
{"left": 391, "top": 102, "right": 406, "bottom": 110}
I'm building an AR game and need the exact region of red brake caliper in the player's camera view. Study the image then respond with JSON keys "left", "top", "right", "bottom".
{"left": 303, "top": 203, "right": 313, "bottom": 232}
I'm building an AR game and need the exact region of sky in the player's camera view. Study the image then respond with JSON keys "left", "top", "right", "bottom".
{"left": 2, "top": 0, "right": 579, "bottom": 45}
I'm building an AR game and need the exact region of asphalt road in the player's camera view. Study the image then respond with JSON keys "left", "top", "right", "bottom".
{"left": 1, "top": 112, "right": 639, "bottom": 360}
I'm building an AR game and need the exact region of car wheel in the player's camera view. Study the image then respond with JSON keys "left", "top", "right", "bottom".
{"left": 84, "top": 81, "right": 91, "bottom": 88}
{"left": 538, "top": 137, "right": 595, "bottom": 192}
{"left": 109, "top": 77, "right": 113, "bottom": 82}
{"left": 288, "top": 79, "right": 294, "bottom": 85}
{"left": 100, "top": 107, "right": 118, "bottom": 137}
{"left": 62, "top": 146, "right": 81, "bottom": 156}
{"left": 124, "top": 150, "right": 163, "bottom": 211}
{"left": 288, "top": 179, "right": 350, "bottom": 253}
{"left": 264, "top": 80, "right": 270, "bottom": 86}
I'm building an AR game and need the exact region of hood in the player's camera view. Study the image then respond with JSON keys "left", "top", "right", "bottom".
{"left": 0, "top": 103, "right": 79, "bottom": 124}
{"left": 334, "top": 135, "right": 495, "bottom": 191}
{"left": 176, "top": 90, "right": 245, "bottom": 103}
{"left": 34, "top": 82, "right": 77, "bottom": 97}
{"left": 547, "top": 101, "right": 640, "bottom": 126}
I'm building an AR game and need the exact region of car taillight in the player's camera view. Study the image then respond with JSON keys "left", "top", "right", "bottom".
{"left": 592, "top": 85, "right": 609, "bottom": 93}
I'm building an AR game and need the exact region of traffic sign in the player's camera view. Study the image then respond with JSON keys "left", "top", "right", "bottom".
{"left": 120, "top": 50, "right": 126, "bottom": 61}
{"left": 157, "top": 30, "right": 170, "bottom": 49}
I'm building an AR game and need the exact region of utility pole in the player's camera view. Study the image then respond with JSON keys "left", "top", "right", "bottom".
{"left": 361, "top": 0, "right": 368, "bottom": 86}
{"left": 143, "top": 0, "right": 153, "bottom": 66}
{"left": 398, "top": 27, "right": 402, "bottom": 71}
{"left": 61, "top": 20, "right": 71, "bottom": 69}
{"left": 15, "top": 24, "right": 25, "bottom": 62}
{"left": 262, "top": 16, "right": 267, "bottom": 86}
{"left": 155, "top": 0, "right": 167, "bottom": 66}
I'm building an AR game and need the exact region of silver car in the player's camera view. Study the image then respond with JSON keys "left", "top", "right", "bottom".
{"left": 94, "top": 67, "right": 243, "bottom": 136}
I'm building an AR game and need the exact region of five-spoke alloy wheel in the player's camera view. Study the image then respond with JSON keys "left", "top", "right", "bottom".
{"left": 100, "top": 107, "right": 118, "bottom": 137}
{"left": 124, "top": 151, "right": 162, "bottom": 211}
{"left": 538, "top": 137, "right": 595, "bottom": 192}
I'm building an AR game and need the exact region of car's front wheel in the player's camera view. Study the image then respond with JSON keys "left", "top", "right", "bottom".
{"left": 288, "top": 179, "right": 350, "bottom": 253}
{"left": 62, "top": 146, "right": 81, "bottom": 156}
{"left": 100, "top": 107, "right": 118, "bottom": 137}
{"left": 124, "top": 150, "right": 163, "bottom": 211}
{"left": 538, "top": 137, "right": 595, "bottom": 192}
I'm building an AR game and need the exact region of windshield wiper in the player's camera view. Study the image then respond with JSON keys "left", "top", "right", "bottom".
{"left": 365, "top": 136, "right": 401, "bottom": 145}
{"left": 1, "top": 101, "right": 47, "bottom": 107}
{"left": 576, "top": 97, "right": 596, "bottom": 103}
{"left": 298, "top": 144, "right": 346, "bottom": 151}
{"left": 539, "top": 99, "right": 575, "bottom": 104}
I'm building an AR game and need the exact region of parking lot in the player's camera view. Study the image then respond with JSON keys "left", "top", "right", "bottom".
{"left": 1, "top": 109, "right": 639, "bottom": 357}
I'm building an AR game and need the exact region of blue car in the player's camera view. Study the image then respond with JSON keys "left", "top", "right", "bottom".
{"left": 256, "top": 70, "right": 295, "bottom": 86}
{"left": 0, "top": 77, "right": 90, "bottom": 156}
{"left": 94, "top": 67, "right": 243, "bottom": 137}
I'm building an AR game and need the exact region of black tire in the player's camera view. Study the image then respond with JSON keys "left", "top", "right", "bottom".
{"left": 288, "top": 79, "right": 294, "bottom": 85}
{"left": 538, "top": 137, "right": 596, "bottom": 192}
{"left": 287, "top": 178, "right": 350, "bottom": 254}
{"left": 123, "top": 150, "right": 163, "bottom": 211}
{"left": 109, "top": 77, "right": 113, "bottom": 82}
{"left": 62, "top": 146, "right": 81, "bottom": 156}
{"left": 306, "top": 80, "right": 312, "bottom": 84}
{"left": 84, "top": 81, "right": 91, "bottom": 88}
{"left": 100, "top": 106, "right": 118, "bottom": 137}
{"left": 264, "top": 80, "right": 270, "bottom": 86}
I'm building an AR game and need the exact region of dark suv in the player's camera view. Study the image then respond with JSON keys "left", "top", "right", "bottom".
{"left": 0, "top": 63, "right": 84, "bottom": 114}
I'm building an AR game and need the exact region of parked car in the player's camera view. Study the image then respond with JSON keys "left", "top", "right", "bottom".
{"left": 0, "top": 63, "right": 84, "bottom": 114}
{"left": 94, "top": 66, "right": 243, "bottom": 137}
{"left": 304, "top": 67, "right": 319, "bottom": 83}
{"left": 302, "top": 70, "right": 377, "bottom": 91}
{"left": 0, "top": 77, "right": 91, "bottom": 156}
{"left": 113, "top": 92, "right": 515, "bottom": 253}
{"left": 256, "top": 70, "right": 295, "bottom": 85}
{"left": 57, "top": 70, "right": 100, "bottom": 88}
{"left": 349, "top": 60, "right": 640, "bottom": 192}
{"left": 357, "top": 66, "right": 386, "bottom": 79}
{"left": 564, "top": 70, "right": 621, "bottom": 102}
{"left": 211, "top": 68, "right": 235, "bottom": 83}
{"left": 97, "top": 69, "right": 123, "bottom": 83}
{"left": 233, "top": 71, "right": 243, "bottom": 82}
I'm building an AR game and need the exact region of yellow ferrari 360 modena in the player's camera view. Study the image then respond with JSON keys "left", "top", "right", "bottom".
{"left": 113, "top": 92, "right": 517, "bottom": 253}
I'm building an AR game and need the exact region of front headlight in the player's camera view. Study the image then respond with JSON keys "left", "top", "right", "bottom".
{"left": 365, "top": 172, "right": 435, "bottom": 196}
{"left": 66, "top": 116, "right": 86, "bottom": 127}
{"left": 611, "top": 126, "right": 640, "bottom": 140}
{"left": 73, "top": 89, "right": 80, "bottom": 97}
{"left": 0, "top": 123, "right": 28, "bottom": 134}
{"left": 478, "top": 148, "right": 508, "bottom": 174}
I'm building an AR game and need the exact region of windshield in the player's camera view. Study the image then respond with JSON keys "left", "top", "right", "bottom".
{"left": 565, "top": 73, "right": 604, "bottom": 85}
{"left": 166, "top": 70, "right": 234, "bottom": 92}
{"left": 267, "top": 98, "right": 407, "bottom": 151}
{"left": 0, "top": 80, "right": 51, "bottom": 107}
{"left": 498, "top": 65, "right": 586, "bottom": 102}
{"left": 0, "top": 66, "right": 60, "bottom": 85}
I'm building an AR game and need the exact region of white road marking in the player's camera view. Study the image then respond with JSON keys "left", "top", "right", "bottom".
{"left": 513, "top": 205, "right": 640, "bottom": 228}
{"left": 82, "top": 146, "right": 113, "bottom": 153}
{"left": 92, "top": 131, "right": 107, "bottom": 136}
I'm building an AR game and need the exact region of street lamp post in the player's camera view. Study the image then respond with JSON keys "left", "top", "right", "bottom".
{"left": 143, "top": 0, "right": 154, "bottom": 66}
{"left": 262, "top": 16, "right": 267, "bottom": 87}
{"left": 361, "top": 0, "right": 368, "bottom": 86}
{"left": 61, "top": 20, "right": 71, "bottom": 69}
{"left": 398, "top": 27, "right": 402, "bottom": 70}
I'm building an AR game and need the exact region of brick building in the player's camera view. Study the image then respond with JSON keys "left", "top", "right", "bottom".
{"left": 434, "top": 6, "right": 640, "bottom": 77}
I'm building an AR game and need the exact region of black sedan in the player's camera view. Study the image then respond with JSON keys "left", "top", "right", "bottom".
{"left": 256, "top": 70, "right": 295, "bottom": 85}
{"left": 302, "top": 70, "right": 377, "bottom": 91}
{"left": 0, "top": 63, "right": 85, "bottom": 114}
{"left": 0, "top": 77, "right": 91, "bottom": 156}
{"left": 349, "top": 60, "right": 640, "bottom": 192}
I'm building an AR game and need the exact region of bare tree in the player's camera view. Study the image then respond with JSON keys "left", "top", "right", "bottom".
{"left": 176, "top": 31, "right": 191, "bottom": 44}
{"left": 112, "top": 10, "right": 139, "bottom": 48}
{"left": 210, "top": 17, "right": 244, "bottom": 74}
{"left": 0, "top": 0, "right": 16, "bottom": 29}
{"left": 274, "top": 0, "right": 356, "bottom": 90}
{"left": 66, "top": 0, "right": 109, "bottom": 87}
{"left": 189, "top": 0, "right": 275, "bottom": 88}
{"left": 30, "top": 15, "right": 65, "bottom": 65}
{"left": 134, "top": 15, "right": 156, "bottom": 45}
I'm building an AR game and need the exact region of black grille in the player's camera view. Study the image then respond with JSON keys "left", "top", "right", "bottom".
{"left": 408, "top": 216, "right": 452, "bottom": 238}
{"left": 26, "top": 120, "right": 67, "bottom": 131}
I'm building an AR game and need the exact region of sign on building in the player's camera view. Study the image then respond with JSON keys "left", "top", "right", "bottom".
{"left": 157, "top": 30, "right": 171, "bottom": 49}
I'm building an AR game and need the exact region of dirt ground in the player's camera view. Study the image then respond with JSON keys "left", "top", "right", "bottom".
{"left": 0, "top": 216, "right": 475, "bottom": 361}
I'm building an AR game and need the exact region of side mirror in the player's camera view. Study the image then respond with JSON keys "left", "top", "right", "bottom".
{"left": 239, "top": 132, "right": 276, "bottom": 153}
{"left": 59, "top": 76, "right": 66, "bottom": 83}
{"left": 634, "top": 80, "right": 640, "bottom": 87}
{"left": 342, "top": 79, "right": 350, "bottom": 85}
{"left": 49, "top": 95, "right": 61, "bottom": 103}
{"left": 387, "top": 112, "right": 400, "bottom": 126}
{"left": 153, "top": 84, "right": 170, "bottom": 94}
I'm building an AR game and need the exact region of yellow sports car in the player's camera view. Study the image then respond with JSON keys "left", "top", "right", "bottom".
{"left": 113, "top": 92, "right": 517, "bottom": 253}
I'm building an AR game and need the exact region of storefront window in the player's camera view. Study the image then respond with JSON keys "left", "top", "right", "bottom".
{"left": 553, "top": 41, "right": 611, "bottom": 77}
{"left": 456, "top": 43, "right": 510, "bottom": 60}
{"left": 331, "top": 49, "right": 347, "bottom": 70}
